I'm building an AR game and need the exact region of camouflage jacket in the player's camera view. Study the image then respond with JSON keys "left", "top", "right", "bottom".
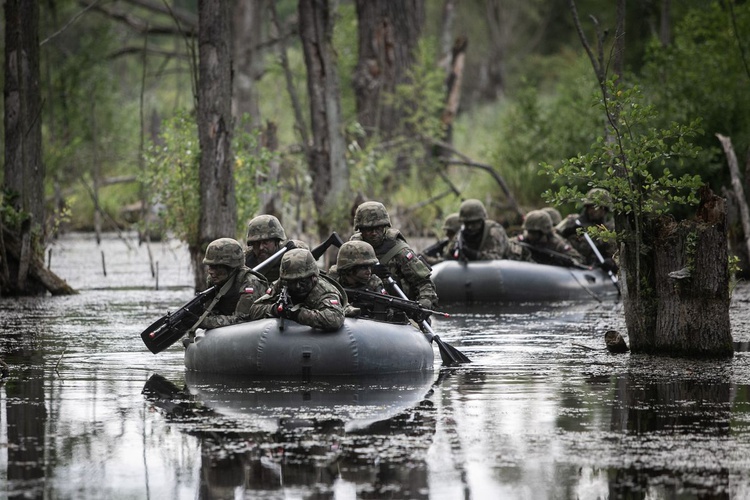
{"left": 555, "top": 213, "right": 616, "bottom": 266}
{"left": 351, "top": 228, "right": 439, "bottom": 309}
{"left": 509, "top": 233, "right": 584, "bottom": 268}
{"left": 248, "top": 274, "right": 345, "bottom": 331}
{"left": 452, "top": 219, "right": 510, "bottom": 261}
{"left": 199, "top": 267, "right": 268, "bottom": 329}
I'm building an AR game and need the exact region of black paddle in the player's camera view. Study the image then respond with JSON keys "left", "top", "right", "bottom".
{"left": 140, "top": 233, "right": 345, "bottom": 354}
{"left": 382, "top": 275, "right": 470, "bottom": 366}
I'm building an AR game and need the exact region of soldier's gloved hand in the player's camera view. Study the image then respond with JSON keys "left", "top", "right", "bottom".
{"left": 285, "top": 240, "right": 298, "bottom": 251}
{"left": 600, "top": 258, "right": 618, "bottom": 274}
{"left": 461, "top": 247, "right": 480, "bottom": 260}
{"left": 418, "top": 298, "right": 432, "bottom": 310}
{"left": 280, "top": 305, "right": 301, "bottom": 321}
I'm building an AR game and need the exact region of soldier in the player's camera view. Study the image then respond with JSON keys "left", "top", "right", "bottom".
{"left": 198, "top": 238, "right": 268, "bottom": 330}
{"left": 350, "top": 201, "right": 439, "bottom": 310}
{"left": 555, "top": 188, "right": 617, "bottom": 271}
{"left": 328, "top": 240, "right": 386, "bottom": 293}
{"left": 510, "top": 210, "right": 583, "bottom": 267}
{"left": 541, "top": 206, "right": 563, "bottom": 226}
{"left": 245, "top": 214, "right": 307, "bottom": 282}
{"left": 248, "top": 248, "right": 345, "bottom": 331}
{"left": 451, "top": 199, "right": 511, "bottom": 261}
{"left": 420, "top": 212, "right": 460, "bottom": 265}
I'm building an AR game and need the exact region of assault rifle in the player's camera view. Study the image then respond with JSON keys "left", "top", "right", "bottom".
{"left": 344, "top": 287, "right": 449, "bottom": 324}
{"left": 420, "top": 238, "right": 450, "bottom": 258}
{"left": 514, "top": 241, "right": 590, "bottom": 270}
{"left": 276, "top": 285, "right": 291, "bottom": 330}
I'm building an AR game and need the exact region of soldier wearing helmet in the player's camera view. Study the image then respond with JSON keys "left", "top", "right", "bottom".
{"left": 248, "top": 248, "right": 345, "bottom": 331}
{"left": 198, "top": 238, "right": 268, "bottom": 330}
{"left": 420, "top": 213, "right": 460, "bottom": 265}
{"left": 510, "top": 210, "right": 583, "bottom": 267}
{"left": 245, "top": 214, "right": 308, "bottom": 282}
{"left": 555, "top": 188, "right": 617, "bottom": 270}
{"left": 328, "top": 241, "right": 385, "bottom": 293}
{"left": 350, "top": 201, "right": 439, "bottom": 310}
{"left": 451, "top": 199, "right": 511, "bottom": 261}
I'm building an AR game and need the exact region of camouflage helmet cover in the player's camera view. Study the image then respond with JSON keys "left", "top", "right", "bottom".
{"left": 541, "top": 206, "right": 562, "bottom": 226}
{"left": 583, "top": 188, "right": 613, "bottom": 209}
{"left": 246, "top": 214, "right": 287, "bottom": 244}
{"left": 459, "top": 199, "right": 488, "bottom": 223}
{"left": 336, "top": 241, "right": 379, "bottom": 271}
{"left": 280, "top": 248, "right": 320, "bottom": 280}
{"left": 354, "top": 201, "right": 391, "bottom": 229}
{"left": 523, "top": 209, "right": 553, "bottom": 234}
{"left": 442, "top": 213, "right": 461, "bottom": 233}
{"left": 203, "top": 238, "right": 245, "bottom": 268}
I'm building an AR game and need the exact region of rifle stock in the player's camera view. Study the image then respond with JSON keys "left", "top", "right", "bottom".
{"left": 421, "top": 238, "right": 450, "bottom": 258}
{"left": 277, "top": 285, "right": 291, "bottom": 330}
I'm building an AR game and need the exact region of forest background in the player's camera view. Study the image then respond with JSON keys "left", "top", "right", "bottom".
{"left": 1, "top": 0, "right": 749, "bottom": 282}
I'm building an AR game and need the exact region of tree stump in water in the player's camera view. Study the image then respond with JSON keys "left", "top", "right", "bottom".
{"left": 623, "top": 186, "right": 733, "bottom": 357}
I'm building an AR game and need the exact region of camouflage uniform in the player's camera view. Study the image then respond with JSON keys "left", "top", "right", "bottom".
{"left": 451, "top": 199, "right": 511, "bottom": 261}
{"left": 510, "top": 210, "right": 583, "bottom": 267}
{"left": 555, "top": 188, "right": 616, "bottom": 266}
{"left": 199, "top": 238, "right": 268, "bottom": 329}
{"left": 350, "top": 201, "right": 439, "bottom": 309}
{"left": 248, "top": 249, "right": 345, "bottom": 331}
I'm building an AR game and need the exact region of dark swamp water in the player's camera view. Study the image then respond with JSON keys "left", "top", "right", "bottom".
{"left": 2, "top": 232, "right": 750, "bottom": 499}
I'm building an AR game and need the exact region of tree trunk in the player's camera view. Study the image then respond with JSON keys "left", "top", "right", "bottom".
{"left": 353, "top": 0, "right": 424, "bottom": 140}
{"left": 2, "top": 0, "right": 72, "bottom": 296}
{"left": 196, "top": 0, "right": 237, "bottom": 291}
{"left": 622, "top": 187, "right": 733, "bottom": 357}
{"left": 298, "top": 0, "right": 349, "bottom": 240}
{"left": 232, "top": 0, "right": 265, "bottom": 131}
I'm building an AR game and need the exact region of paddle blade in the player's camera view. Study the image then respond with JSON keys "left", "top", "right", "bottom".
{"left": 434, "top": 335, "right": 471, "bottom": 365}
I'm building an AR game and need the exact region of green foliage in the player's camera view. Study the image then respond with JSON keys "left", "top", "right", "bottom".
{"left": 143, "top": 111, "right": 275, "bottom": 245}
{"left": 639, "top": 1, "right": 750, "bottom": 189}
{"left": 143, "top": 111, "right": 201, "bottom": 245}
{"left": 541, "top": 79, "right": 704, "bottom": 232}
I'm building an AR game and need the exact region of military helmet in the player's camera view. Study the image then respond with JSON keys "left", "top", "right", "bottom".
{"left": 442, "top": 213, "right": 461, "bottom": 233}
{"left": 203, "top": 238, "right": 245, "bottom": 268}
{"left": 523, "top": 210, "right": 553, "bottom": 234}
{"left": 246, "top": 214, "right": 287, "bottom": 244}
{"left": 459, "top": 199, "right": 487, "bottom": 223}
{"left": 354, "top": 201, "right": 391, "bottom": 229}
{"left": 541, "top": 207, "right": 562, "bottom": 226}
{"left": 583, "top": 188, "right": 613, "bottom": 209}
{"left": 336, "top": 241, "right": 379, "bottom": 271}
{"left": 280, "top": 248, "right": 320, "bottom": 280}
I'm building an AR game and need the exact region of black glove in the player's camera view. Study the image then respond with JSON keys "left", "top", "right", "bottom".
{"left": 285, "top": 240, "right": 297, "bottom": 251}
{"left": 600, "top": 258, "right": 618, "bottom": 274}
{"left": 461, "top": 246, "right": 480, "bottom": 260}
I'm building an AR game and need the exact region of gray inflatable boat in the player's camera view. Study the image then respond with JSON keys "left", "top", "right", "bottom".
{"left": 185, "top": 317, "right": 435, "bottom": 376}
{"left": 430, "top": 260, "right": 619, "bottom": 304}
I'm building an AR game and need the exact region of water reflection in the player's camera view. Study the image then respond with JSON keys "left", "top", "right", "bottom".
{"left": 143, "top": 370, "right": 440, "bottom": 498}
{"left": 3, "top": 232, "right": 750, "bottom": 499}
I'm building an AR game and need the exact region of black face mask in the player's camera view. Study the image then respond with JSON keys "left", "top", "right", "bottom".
{"left": 285, "top": 276, "right": 317, "bottom": 299}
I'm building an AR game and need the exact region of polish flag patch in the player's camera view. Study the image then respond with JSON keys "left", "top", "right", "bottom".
{"left": 406, "top": 251, "right": 414, "bottom": 260}
{"left": 243, "top": 287, "right": 255, "bottom": 294}
{"left": 266, "top": 288, "right": 272, "bottom": 294}
{"left": 329, "top": 299, "right": 340, "bottom": 305}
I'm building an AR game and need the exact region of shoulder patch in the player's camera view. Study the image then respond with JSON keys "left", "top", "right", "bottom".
{"left": 329, "top": 298, "right": 340, "bottom": 305}
{"left": 405, "top": 251, "right": 414, "bottom": 260}
{"left": 243, "top": 287, "right": 255, "bottom": 294}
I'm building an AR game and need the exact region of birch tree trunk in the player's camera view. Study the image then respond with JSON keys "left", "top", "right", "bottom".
{"left": 298, "top": 0, "right": 349, "bottom": 239}
{"left": 196, "top": 0, "right": 237, "bottom": 290}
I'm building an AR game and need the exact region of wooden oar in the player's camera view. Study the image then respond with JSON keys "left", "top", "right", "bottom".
{"left": 383, "top": 275, "right": 470, "bottom": 366}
